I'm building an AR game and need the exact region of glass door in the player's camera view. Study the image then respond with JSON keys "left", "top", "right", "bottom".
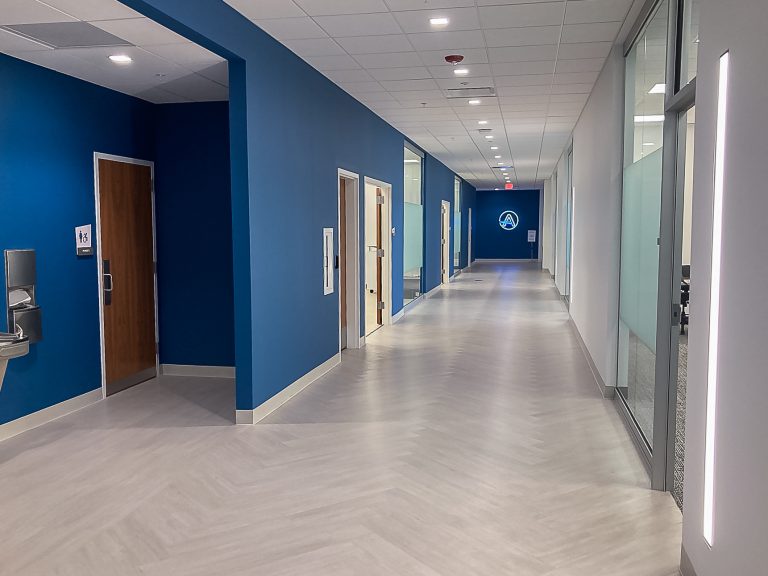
{"left": 617, "top": 0, "right": 669, "bottom": 450}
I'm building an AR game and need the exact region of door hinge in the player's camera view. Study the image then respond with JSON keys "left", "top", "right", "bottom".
{"left": 376, "top": 196, "right": 385, "bottom": 205}
{"left": 377, "top": 301, "right": 385, "bottom": 310}
{"left": 376, "top": 248, "right": 385, "bottom": 257}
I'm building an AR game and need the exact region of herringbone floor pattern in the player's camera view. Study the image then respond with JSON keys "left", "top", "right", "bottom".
{"left": 0, "top": 262, "right": 682, "bottom": 575}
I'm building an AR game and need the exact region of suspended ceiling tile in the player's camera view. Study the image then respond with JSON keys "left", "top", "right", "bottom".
{"left": 0, "top": 0, "right": 77, "bottom": 25}
{"left": 92, "top": 17, "right": 187, "bottom": 46}
{"left": 561, "top": 21, "right": 622, "bottom": 44}
{"left": 254, "top": 17, "right": 328, "bottom": 40}
{"left": 336, "top": 34, "right": 411, "bottom": 55}
{"left": 478, "top": 3, "right": 566, "bottom": 29}
{"left": 314, "top": 13, "right": 401, "bottom": 37}
{"left": 223, "top": 0, "right": 305, "bottom": 20}
{"left": 407, "top": 30, "right": 486, "bottom": 51}
{"left": 284, "top": 37, "right": 347, "bottom": 56}
{"left": 483, "top": 25, "right": 561, "bottom": 48}
{"left": 43, "top": 0, "right": 141, "bottom": 22}
{"left": 488, "top": 45, "right": 558, "bottom": 63}
{"left": 0, "top": 27, "right": 53, "bottom": 51}
{"left": 353, "top": 51, "right": 424, "bottom": 68}
{"left": 369, "top": 66, "right": 431, "bottom": 81}
{"left": 393, "top": 7, "right": 480, "bottom": 33}
{"left": 565, "top": 0, "right": 633, "bottom": 25}
{"left": 294, "top": 0, "right": 388, "bottom": 16}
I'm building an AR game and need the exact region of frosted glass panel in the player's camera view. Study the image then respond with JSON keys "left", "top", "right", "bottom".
{"left": 620, "top": 149, "right": 662, "bottom": 352}
{"left": 404, "top": 202, "right": 423, "bottom": 274}
{"left": 403, "top": 147, "right": 423, "bottom": 305}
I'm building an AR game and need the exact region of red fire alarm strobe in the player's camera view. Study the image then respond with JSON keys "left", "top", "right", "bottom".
{"left": 445, "top": 54, "right": 464, "bottom": 65}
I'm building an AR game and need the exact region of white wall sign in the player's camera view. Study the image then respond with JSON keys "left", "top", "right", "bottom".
{"left": 323, "top": 227, "right": 334, "bottom": 295}
{"left": 528, "top": 230, "right": 537, "bottom": 242}
{"left": 75, "top": 224, "right": 93, "bottom": 256}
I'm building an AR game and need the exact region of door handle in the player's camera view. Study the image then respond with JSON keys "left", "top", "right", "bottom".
{"left": 103, "top": 260, "right": 113, "bottom": 306}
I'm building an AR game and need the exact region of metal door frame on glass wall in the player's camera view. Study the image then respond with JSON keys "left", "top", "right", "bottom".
{"left": 403, "top": 142, "right": 425, "bottom": 308}
{"left": 618, "top": 0, "right": 699, "bottom": 491}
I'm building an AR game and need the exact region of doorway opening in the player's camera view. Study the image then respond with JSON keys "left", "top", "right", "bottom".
{"left": 364, "top": 178, "right": 392, "bottom": 337}
{"left": 338, "top": 170, "right": 361, "bottom": 351}
{"left": 441, "top": 200, "right": 451, "bottom": 285}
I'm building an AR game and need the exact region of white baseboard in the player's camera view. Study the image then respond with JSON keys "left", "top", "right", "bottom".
{"left": 475, "top": 258, "right": 541, "bottom": 262}
{"left": 236, "top": 353, "right": 341, "bottom": 425}
{"left": 0, "top": 388, "right": 103, "bottom": 443}
{"left": 424, "top": 284, "right": 443, "bottom": 299}
{"left": 392, "top": 309, "right": 405, "bottom": 324}
{"left": 568, "top": 318, "right": 614, "bottom": 398}
{"left": 161, "top": 364, "right": 235, "bottom": 379}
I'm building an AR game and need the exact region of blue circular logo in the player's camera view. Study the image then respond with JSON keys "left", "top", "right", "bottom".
{"left": 499, "top": 211, "right": 519, "bottom": 231}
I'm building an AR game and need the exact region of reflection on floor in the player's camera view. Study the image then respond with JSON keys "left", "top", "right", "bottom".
{"left": 0, "top": 263, "right": 681, "bottom": 575}
{"left": 620, "top": 331, "right": 656, "bottom": 443}
{"left": 673, "top": 333, "right": 688, "bottom": 511}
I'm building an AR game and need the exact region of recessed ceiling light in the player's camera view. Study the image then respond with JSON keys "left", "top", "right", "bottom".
{"left": 468, "top": 99, "right": 481, "bottom": 105}
{"left": 485, "top": 135, "right": 494, "bottom": 140}
{"left": 404, "top": 159, "right": 420, "bottom": 163}
{"left": 478, "top": 120, "right": 488, "bottom": 125}
{"left": 490, "top": 146, "right": 499, "bottom": 150}
{"left": 109, "top": 54, "right": 132, "bottom": 64}
{"left": 649, "top": 83, "right": 666, "bottom": 94}
{"left": 497, "top": 162, "right": 504, "bottom": 165}
{"left": 634, "top": 115, "right": 665, "bottom": 123}
{"left": 494, "top": 155, "right": 501, "bottom": 159}
{"left": 430, "top": 17, "right": 449, "bottom": 26}
{"left": 454, "top": 68, "right": 469, "bottom": 76}
{"left": 642, "top": 142, "right": 656, "bottom": 146}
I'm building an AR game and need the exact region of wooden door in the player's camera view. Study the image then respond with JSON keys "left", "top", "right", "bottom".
{"left": 98, "top": 158, "right": 157, "bottom": 396}
{"left": 339, "top": 178, "right": 347, "bottom": 349}
{"left": 376, "top": 188, "right": 383, "bottom": 325}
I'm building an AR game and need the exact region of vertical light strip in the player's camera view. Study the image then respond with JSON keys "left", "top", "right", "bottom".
{"left": 703, "top": 51, "right": 730, "bottom": 547}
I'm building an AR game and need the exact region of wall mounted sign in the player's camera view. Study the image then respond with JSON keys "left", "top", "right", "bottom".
{"left": 527, "top": 230, "right": 537, "bottom": 242}
{"left": 498, "top": 211, "right": 519, "bottom": 231}
{"left": 75, "top": 224, "right": 93, "bottom": 256}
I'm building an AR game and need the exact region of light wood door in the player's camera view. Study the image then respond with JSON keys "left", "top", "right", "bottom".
{"left": 339, "top": 179, "right": 348, "bottom": 349}
{"left": 98, "top": 158, "right": 157, "bottom": 396}
{"left": 376, "top": 188, "right": 383, "bottom": 325}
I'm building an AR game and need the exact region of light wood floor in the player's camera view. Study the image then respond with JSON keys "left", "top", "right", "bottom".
{"left": 0, "top": 262, "right": 682, "bottom": 575}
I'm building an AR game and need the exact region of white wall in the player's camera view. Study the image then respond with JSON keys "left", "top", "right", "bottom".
{"left": 553, "top": 153, "right": 569, "bottom": 295}
{"left": 556, "top": 46, "right": 625, "bottom": 388}
{"left": 541, "top": 177, "right": 554, "bottom": 272}
{"left": 682, "top": 1, "right": 768, "bottom": 574}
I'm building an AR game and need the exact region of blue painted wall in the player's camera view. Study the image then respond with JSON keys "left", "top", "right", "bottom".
{"left": 0, "top": 0, "right": 477, "bottom": 423}
{"left": 0, "top": 54, "right": 155, "bottom": 424}
{"left": 461, "top": 181, "right": 477, "bottom": 269}
{"left": 154, "top": 102, "right": 234, "bottom": 367}
{"left": 475, "top": 189, "right": 541, "bottom": 260}
{"left": 124, "top": 0, "right": 475, "bottom": 409}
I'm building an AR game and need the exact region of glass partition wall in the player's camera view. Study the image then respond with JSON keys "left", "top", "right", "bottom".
{"left": 617, "top": 0, "right": 699, "bottom": 495}
{"left": 403, "top": 146, "right": 424, "bottom": 306}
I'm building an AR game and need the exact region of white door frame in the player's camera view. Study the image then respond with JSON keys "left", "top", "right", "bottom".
{"left": 441, "top": 200, "right": 451, "bottom": 284}
{"left": 338, "top": 168, "right": 362, "bottom": 351}
{"left": 468, "top": 207, "right": 473, "bottom": 268}
{"left": 364, "top": 177, "right": 393, "bottom": 328}
{"left": 93, "top": 152, "right": 159, "bottom": 399}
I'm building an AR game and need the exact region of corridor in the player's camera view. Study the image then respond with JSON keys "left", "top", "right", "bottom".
{"left": 0, "top": 263, "right": 681, "bottom": 575}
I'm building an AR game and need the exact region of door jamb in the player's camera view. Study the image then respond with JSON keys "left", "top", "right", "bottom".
{"left": 364, "top": 177, "right": 393, "bottom": 327}
{"left": 338, "top": 168, "right": 362, "bottom": 350}
{"left": 93, "top": 152, "right": 159, "bottom": 399}
{"left": 441, "top": 200, "right": 451, "bottom": 284}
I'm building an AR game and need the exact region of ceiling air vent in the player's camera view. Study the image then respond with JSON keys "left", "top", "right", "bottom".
{"left": 0, "top": 22, "right": 131, "bottom": 49}
{"left": 444, "top": 86, "right": 496, "bottom": 100}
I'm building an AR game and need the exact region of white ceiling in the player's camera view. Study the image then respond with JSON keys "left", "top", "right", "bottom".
{"left": 225, "top": 0, "right": 635, "bottom": 189}
{"left": 0, "top": 0, "right": 227, "bottom": 103}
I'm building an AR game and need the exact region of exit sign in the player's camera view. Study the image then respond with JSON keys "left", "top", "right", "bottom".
{"left": 505, "top": 183, "right": 514, "bottom": 190}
